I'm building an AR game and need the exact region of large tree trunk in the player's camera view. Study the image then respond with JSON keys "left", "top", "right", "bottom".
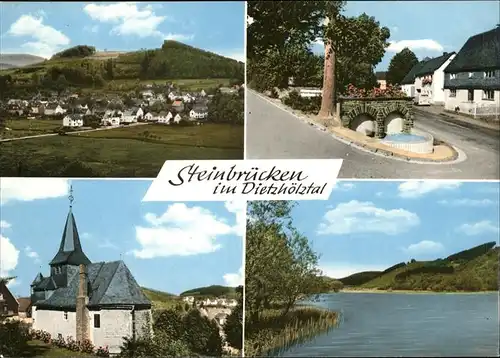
{"left": 318, "top": 39, "right": 336, "bottom": 122}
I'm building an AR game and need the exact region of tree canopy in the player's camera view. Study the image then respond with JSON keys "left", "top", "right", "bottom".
{"left": 386, "top": 47, "right": 419, "bottom": 85}
{"left": 247, "top": 1, "right": 391, "bottom": 119}
{"left": 245, "top": 201, "right": 324, "bottom": 322}
{"left": 53, "top": 45, "right": 96, "bottom": 58}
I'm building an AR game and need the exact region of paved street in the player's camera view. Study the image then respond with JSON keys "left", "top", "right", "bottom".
{"left": 246, "top": 90, "right": 500, "bottom": 179}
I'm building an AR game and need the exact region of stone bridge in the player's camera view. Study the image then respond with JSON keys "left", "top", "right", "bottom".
{"left": 199, "top": 307, "right": 232, "bottom": 323}
{"left": 338, "top": 97, "right": 414, "bottom": 138}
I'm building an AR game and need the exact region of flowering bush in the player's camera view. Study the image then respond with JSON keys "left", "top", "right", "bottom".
{"left": 345, "top": 84, "right": 406, "bottom": 99}
{"left": 96, "top": 345, "right": 110, "bottom": 357}
{"left": 29, "top": 329, "right": 44, "bottom": 340}
{"left": 79, "top": 338, "right": 95, "bottom": 353}
{"left": 66, "top": 336, "right": 79, "bottom": 351}
{"left": 53, "top": 335, "right": 66, "bottom": 348}
{"left": 40, "top": 331, "right": 51, "bottom": 344}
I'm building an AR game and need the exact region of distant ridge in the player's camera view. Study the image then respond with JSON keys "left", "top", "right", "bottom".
{"left": 336, "top": 242, "right": 498, "bottom": 291}
{"left": 0, "top": 53, "right": 45, "bottom": 68}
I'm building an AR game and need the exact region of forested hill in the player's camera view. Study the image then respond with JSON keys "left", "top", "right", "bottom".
{"left": 117, "top": 40, "right": 244, "bottom": 80}
{"left": 180, "top": 285, "right": 237, "bottom": 298}
{"left": 0, "top": 41, "right": 243, "bottom": 95}
{"left": 338, "top": 242, "right": 498, "bottom": 292}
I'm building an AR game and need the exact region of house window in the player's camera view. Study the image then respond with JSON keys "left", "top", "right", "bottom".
{"left": 64, "top": 311, "right": 68, "bottom": 320}
{"left": 450, "top": 89, "right": 457, "bottom": 97}
{"left": 483, "top": 90, "right": 494, "bottom": 100}
{"left": 450, "top": 73, "right": 456, "bottom": 80}
{"left": 94, "top": 314, "right": 100, "bottom": 328}
{"left": 468, "top": 89, "right": 474, "bottom": 102}
{"left": 484, "top": 71, "right": 495, "bottom": 78}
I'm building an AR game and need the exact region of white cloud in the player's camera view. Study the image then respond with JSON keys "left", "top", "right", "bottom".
{"left": 397, "top": 181, "right": 461, "bottom": 198}
{"left": 438, "top": 198, "right": 497, "bottom": 207}
{"left": 132, "top": 203, "right": 242, "bottom": 259}
{"left": 334, "top": 182, "right": 355, "bottom": 191}
{"left": 164, "top": 33, "right": 194, "bottom": 42}
{"left": 25, "top": 246, "right": 40, "bottom": 263}
{"left": 0, "top": 220, "right": 11, "bottom": 229}
{"left": 1, "top": 178, "right": 69, "bottom": 205}
{"left": 7, "top": 14, "right": 70, "bottom": 58}
{"left": 319, "top": 263, "right": 387, "bottom": 280}
{"left": 375, "top": 192, "right": 383, "bottom": 197}
{"left": 458, "top": 220, "right": 500, "bottom": 236}
{"left": 98, "top": 240, "right": 119, "bottom": 250}
{"left": 404, "top": 240, "right": 444, "bottom": 255}
{"left": 84, "top": 25, "right": 99, "bottom": 33}
{"left": 83, "top": 3, "right": 168, "bottom": 38}
{"left": 224, "top": 201, "right": 246, "bottom": 237}
{"left": 223, "top": 266, "right": 244, "bottom": 287}
{"left": 215, "top": 50, "right": 245, "bottom": 63}
{"left": 317, "top": 200, "right": 419, "bottom": 235}
{"left": 391, "top": 26, "right": 399, "bottom": 33}
{"left": 81, "top": 232, "right": 92, "bottom": 240}
{"left": 387, "top": 39, "right": 444, "bottom": 53}
{"left": 0, "top": 235, "right": 19, "bottom": 277}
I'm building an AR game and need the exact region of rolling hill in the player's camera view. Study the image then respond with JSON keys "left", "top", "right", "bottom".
{"left": 0, "top": 41, "right": 243, "bottom": 95}
{"left": 337, "top": 242, "right": 498, "bottom": 292}
{"left": 180, "top": 285, "right": 237, "bottom": 298}
{"left": 0, "top": 54, "right": 45, "bottom": 69}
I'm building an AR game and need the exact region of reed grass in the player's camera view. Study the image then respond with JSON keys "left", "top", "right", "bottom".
{"left": 245, "top": 307, "right": 339, "bottom": 357}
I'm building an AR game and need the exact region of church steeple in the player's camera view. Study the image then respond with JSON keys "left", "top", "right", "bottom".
{"left": 49, "top": 185, "right": 91, "bottom": 267}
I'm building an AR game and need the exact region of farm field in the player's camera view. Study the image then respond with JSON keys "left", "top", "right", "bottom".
{"left": 0, "top": 123, "right": 244, "bottom": 177}
{"left": 2, "top": 119, "right": 62, "bottom": 139}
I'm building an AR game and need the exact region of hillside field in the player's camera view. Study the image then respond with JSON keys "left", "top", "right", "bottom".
{"left": 337, "top": 242, "right": 498, "bottom": 292}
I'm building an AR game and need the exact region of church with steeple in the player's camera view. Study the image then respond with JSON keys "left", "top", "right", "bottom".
{"left": 30, "top": 187, "right": 152, "bottom": 354}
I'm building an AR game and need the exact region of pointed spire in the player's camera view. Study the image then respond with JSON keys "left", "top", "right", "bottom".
{"left": 68, "top": 184, "right": 74, "bottom": 209}
{"left": 49, "top": 185, "right": 91, "bottom": 266}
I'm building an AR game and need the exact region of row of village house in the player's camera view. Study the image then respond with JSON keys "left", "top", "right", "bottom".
{"left": 181, "top": 295, "right": 238, "bottom": 308}
{"left": 5, "top": 87, "right": 213, "bottom": 127}
{"left": 396, "top": 26, "right": 500, "bottom": 117}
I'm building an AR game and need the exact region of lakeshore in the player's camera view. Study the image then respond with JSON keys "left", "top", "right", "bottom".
{"left": 340, "top": 288, "right": 499, "bottom": 294}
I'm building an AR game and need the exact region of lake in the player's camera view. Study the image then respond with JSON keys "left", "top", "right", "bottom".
{"left": 277, "top": 292, "right": 499, "bottom": 357}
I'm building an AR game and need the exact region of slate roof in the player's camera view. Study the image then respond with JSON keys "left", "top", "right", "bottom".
{"left": 192, "top": 104, "right": 208, "bottom": 112}
{"left": 49, "top": 210, "right": 91, "bottom": 266}
{"left": 34, "top": 261, "right": 151, "bottom": 310}
{"left": 414, "top": 52, "right": 456, "bottom": 76}
{"left": 31, "top": 273, "right": 43, "bottom": 286}
{"left": 445, "top": 27, "right": 500, "bottom": 73}
{"left": 401, "top": 61, "right": 427, "bottom": 85}
{"left": 18, "top": 297, "right": 31, "bottom": 312}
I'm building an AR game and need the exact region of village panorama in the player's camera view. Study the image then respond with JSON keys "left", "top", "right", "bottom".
{"left": 0, "top": 42, "right": 245, "bottom": 178}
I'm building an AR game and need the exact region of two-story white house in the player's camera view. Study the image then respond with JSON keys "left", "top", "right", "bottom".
{"left": 413, "top": 52, "right": 456, "bottom": 105}
{"left": 401, "top": 61, "right": 428, "bottom": 98}
{"left": 443, "top": 26, "right": 500, "bottom": 118}
{"left": 62, "top": 114, "right": 84, "bottom": 128}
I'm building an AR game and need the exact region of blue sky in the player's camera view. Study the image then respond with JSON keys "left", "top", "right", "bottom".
{"left": 1, "top": 1, "right": 245, "bottom": 61}
{"left": 310, "top": 0, "right": 500, "bottom": 71}
{"left": 291, "top": 181, "right": 500, "bottom": 279}
{"left": 0, "top": 179, "right": 244, "bottom": 297}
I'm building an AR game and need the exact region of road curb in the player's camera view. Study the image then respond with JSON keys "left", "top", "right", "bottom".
{"left": 250, "top": 89, "right": 464, "bottom": 165}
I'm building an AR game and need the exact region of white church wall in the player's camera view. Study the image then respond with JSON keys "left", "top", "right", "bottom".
{"left": 91, "top": 309, "right": 132, "bottom": 354}
{"left": 33, "top": 308, "right": 77, "bottom": 339}
{"left": 135, "top": 309, "right": 153, "bottom": 338}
